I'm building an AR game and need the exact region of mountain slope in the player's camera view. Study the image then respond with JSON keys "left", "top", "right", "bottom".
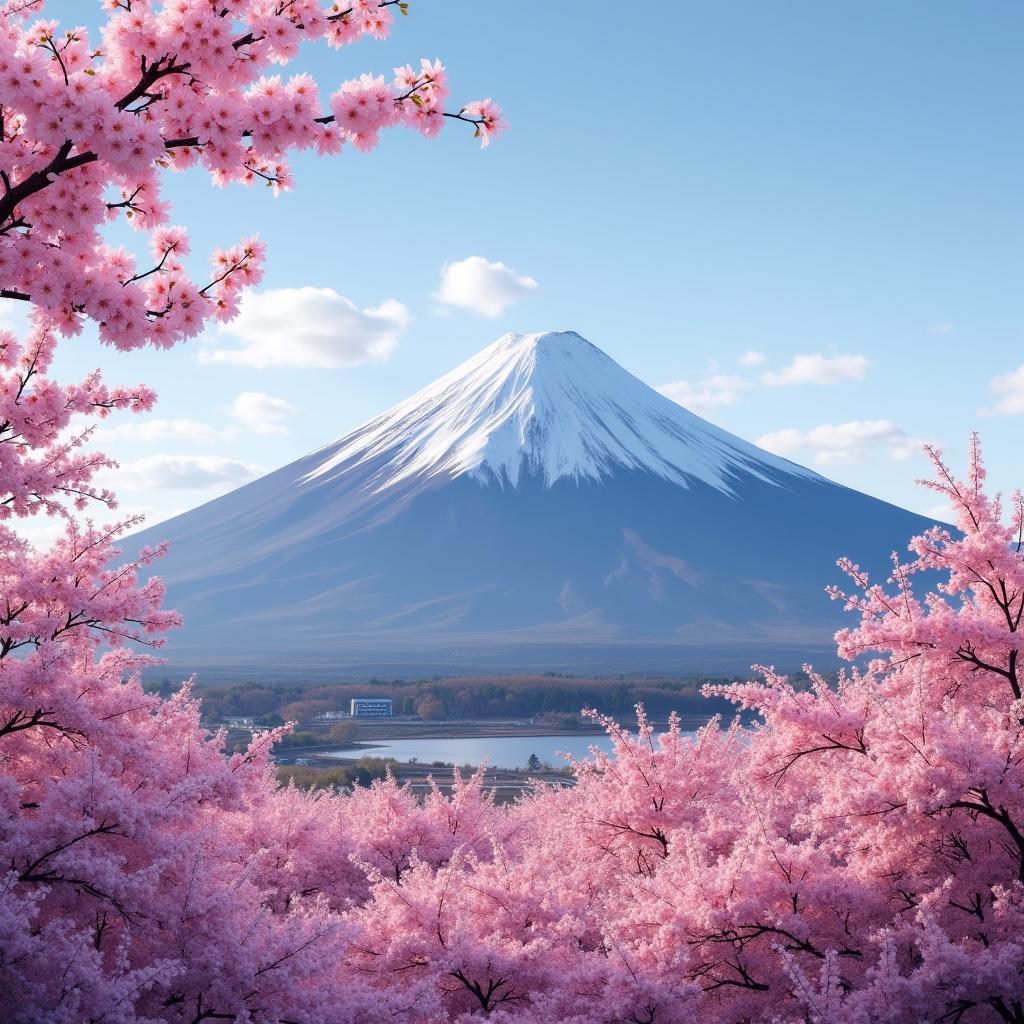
{"left": 130, "top": 331, "right": 932, "bottom": 676}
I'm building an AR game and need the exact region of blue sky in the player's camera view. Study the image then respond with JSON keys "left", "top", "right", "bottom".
{"left": 20, "top": 0, "right": 1024, "bottom": 542}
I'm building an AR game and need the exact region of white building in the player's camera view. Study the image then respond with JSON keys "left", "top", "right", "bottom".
{"left": 225, "top": 715, "right": 262, "bottom": 729}
{"left": 350, "top": 698, "right": 393, "bottom": 718}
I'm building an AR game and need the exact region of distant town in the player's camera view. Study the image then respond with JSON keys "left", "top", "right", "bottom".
{"left": 205, "top": 679, "right": 721, "bottom": 802}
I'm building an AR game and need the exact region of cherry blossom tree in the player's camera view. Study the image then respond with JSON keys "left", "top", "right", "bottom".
{"left": 0, "top": 1, "right": 503, "bottom": 1020}
{"left": 555, "top": 441, "right": 1024, "bottom": 1023}
{"left": 708, "top": 438, "right": 1024, "bottom": 1022}
{"left": 336, "top": 442, "right": 1024, "bottom": 1023}
{"left": 3, "top": 1, "right": 1022, "bottom": 1019}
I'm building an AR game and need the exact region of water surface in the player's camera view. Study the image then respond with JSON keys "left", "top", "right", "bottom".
{"left": 331, "top": 731, "right": 695, "bottom": 769}
{"left": 334, "top": 734, "right": 615, "bottom": 769}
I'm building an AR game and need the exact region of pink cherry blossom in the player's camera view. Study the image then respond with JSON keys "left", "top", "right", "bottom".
{"left": 0, "top": 1, "right": 504, "bottom": 1020}
{"left": 5, "top": 3, "right": 1021, "bottom": 1022}
{"left": 0, "top": 0, "right": 502, "bottom": 354}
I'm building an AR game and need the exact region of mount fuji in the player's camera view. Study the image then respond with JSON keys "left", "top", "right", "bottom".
{"left": 131, "top": 331, "right": 933, "bottom": 677}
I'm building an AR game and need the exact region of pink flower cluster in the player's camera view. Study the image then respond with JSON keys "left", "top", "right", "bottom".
{"left": 326, "top": 56, "right": 470, "bottom": 151}
{"left": 5, "top": 419, "right": 1024, "bottom": 1021}
{"left": 15, "top": 2, "right": 1023, "bottom": 1022}
{"left": 0, "top": 1, "right": 503, "bottom": 353}
{"left": 0, "top": 323, "right": 155, "bottom": 518}
{"left": 0, "top": 5, "right": 505, "bottom": 1014}
{"left": 461, "top": 98, "right": 506, "bottom": 147}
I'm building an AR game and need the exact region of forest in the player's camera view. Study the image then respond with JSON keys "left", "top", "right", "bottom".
{"left": 170, "top": 673, "right": 744, "bottom": 725}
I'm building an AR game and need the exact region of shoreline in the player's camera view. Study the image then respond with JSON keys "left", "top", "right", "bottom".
{"left": 327, "top": 715, "right": 708, "bottom": 741}
{"left": 263, "top": 715, "right": 714, "bottom": 766}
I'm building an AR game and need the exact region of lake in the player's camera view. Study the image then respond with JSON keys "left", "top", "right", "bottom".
{"left": 334, "top": 734, "right": 618, "bottom": 769}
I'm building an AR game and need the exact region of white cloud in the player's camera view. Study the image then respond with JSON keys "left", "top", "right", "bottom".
{"left": 436, "top": 256, "right": 539, "bottom": 318}
{"left": 929, "top": 323, "right": 955, "bottom": 335}
{"left": 756, "top": 427, "right": 805, "bottom": 455}
{"left": 981, "top": 364, "right": 1024, "bottom": 416}
{"left": 94, "top": 395, "right": 296, "bottom": 444}
{"left": 923, "top": 502, "right": 955, "bottom": 523}
{"left": 95, "top": 418, "right": 222, "bottom": 443}
{"left": 657, "top": 374, "right": 752, "bottom": 416}
{"left": 756, "top": 420, "right": 923, "bottom": 466}
{"left": 761, "top": 353, "right": 869, "bottom": 387}
{"left": 116, "top": 455, "right": 265, "bottom": 490}
{"left": 0, "top": 298, "right": 28, "bottom": 331}
{"left": 10, "top": 516, "right": 67, "bottom": 550}
{"left": 201, "top": 287, "right": 410, "bottom": 369}
{"left": 660, "top": 348, "right": 871, "bottom": 419}
{"left": 9, "top": 501, "right": 190, "bottom": 550}
{"left": 738, "top": 350, "right": 766, "bottom": 367}
{"left": 229, "top": 392, "right": 295, "bottom": 435}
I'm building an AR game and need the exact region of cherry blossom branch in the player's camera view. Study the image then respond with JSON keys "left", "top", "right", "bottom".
{"left": 230, "top": 0, "right": 408, "bottom": 50}
{"left": 115, "top": 53, "right": 193, "bottom": 113}
{"left": 121, "top": 244, "right": 177, "bottom": 287}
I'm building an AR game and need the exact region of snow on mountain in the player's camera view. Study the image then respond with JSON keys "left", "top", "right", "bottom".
{"left": 304, "top": 330, "right": 819, "bottom": 495}
{"left": 129, "top": 329, "right": 935, "bottom": 677}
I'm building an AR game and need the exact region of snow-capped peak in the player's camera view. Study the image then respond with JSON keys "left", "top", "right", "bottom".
{"left": 303, "top": 330, "right": 819, "bottom": 494}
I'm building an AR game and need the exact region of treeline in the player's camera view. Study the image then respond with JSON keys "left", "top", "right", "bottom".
{"left": 274, "top": 721, "right": 361, "bottom": 747}
{"left": 276, "top": 757, "right": 396, "bottom": 791}
{"left": 148, "top": 673, "right": 753, "bottom": 725}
